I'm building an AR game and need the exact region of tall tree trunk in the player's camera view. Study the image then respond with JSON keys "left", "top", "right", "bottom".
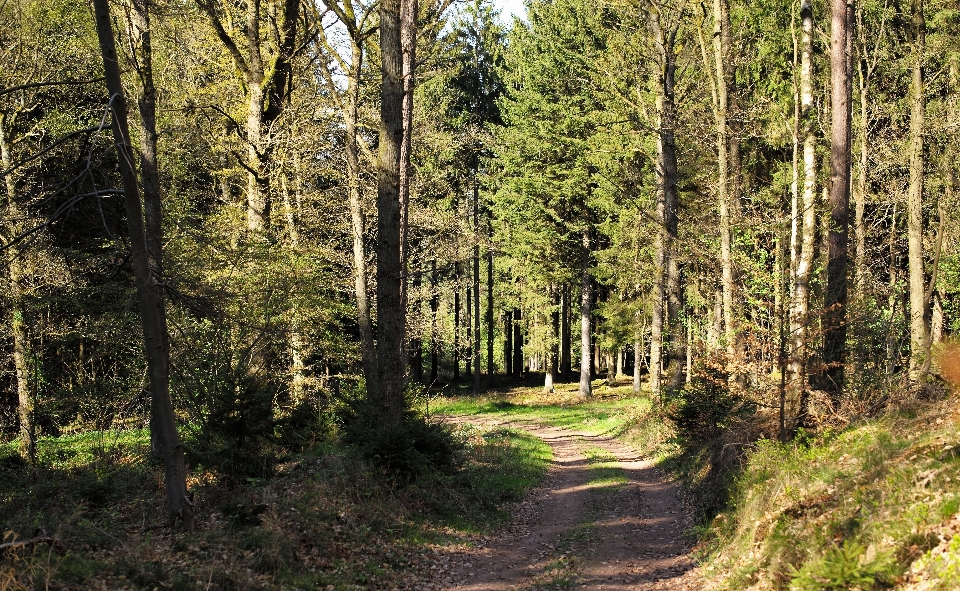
{"left": 487, "top": 223, "right": 494, "bottom": 377}
{"left": 125, "top": 0, "right": 170, "bottom": 455}
{"left": 786, "top": 0, "right": 817, "bottom": 431}
{"left": 907, "top": 0, "right": 927, "bottom": 381}
{"left": 545, "top": 287, "right": 559, "bottom": 393}
{"left": 93, "top": 0, "right": 192, "bottom": 528}
{"left": 466, "top": 274, "right": 472, "bottom": 378}
{"left": 454, "top": 263, "right": 461, "bottom": 383}
{"left": 579, "top": 229, "right": 592, "bottom": 398}
{"left": 376, "top": 0, "right": 406, "bottom": 428}
{"left": 399, "top": 0, "right": 417, "bottom": 371}
{"left": 0, "top": 115, "right": 34, "bottom": 462}
{"left": 504, "top": 311, "right": 513, "bottom": 375}
{"left": 345, "top": 39, "right": 379, "bottom": 400}
{"left": 513, "top": 308, "right": 522, "bottom": 380}
{"left": 430, "top": 259, "right": 439, "bottom": 383}
{"left": 633, "top": 333, "right": 643, "bottom": 393}
{"left": 886, "top": 204, "right": 899, "bottom": 375}
{"left": 561, "top": 283, "right": 571, "bottom": 378}
{"left": 473, "top": 185, "right": 481, "bottom": 391}
{"left": 823, "top": 0, "right": 854, "bottom": 396}
{"left": 647, "top": 7, "right": 679, "bottom": 399}
{"left": 713, "top": 0, "right": 736, "bottom": 357}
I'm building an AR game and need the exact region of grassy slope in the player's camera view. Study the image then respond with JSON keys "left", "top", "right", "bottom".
{"left": 0, "top": 422, "right": 550, "bottom": 590}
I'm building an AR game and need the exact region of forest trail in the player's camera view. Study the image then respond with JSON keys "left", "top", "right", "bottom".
{"left": 433, "top": 417, "right": 701, "bottom": 590}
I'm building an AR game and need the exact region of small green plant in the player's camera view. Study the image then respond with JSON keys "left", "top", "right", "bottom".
{"left": 789, "top": 542, "right": 896, "bottom": 590}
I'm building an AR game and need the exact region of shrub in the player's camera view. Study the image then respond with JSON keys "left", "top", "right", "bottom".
{"left": 336, "top": 383, "right": 463, "bottom": 478}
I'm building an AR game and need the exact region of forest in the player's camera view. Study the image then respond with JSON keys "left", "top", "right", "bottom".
{"left": 2, "top": 0, "right": 960, "bottom": 588}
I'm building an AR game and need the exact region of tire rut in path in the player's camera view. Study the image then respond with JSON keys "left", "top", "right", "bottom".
{"left": 434, "top": 418, "right": 701, "bottom": 590}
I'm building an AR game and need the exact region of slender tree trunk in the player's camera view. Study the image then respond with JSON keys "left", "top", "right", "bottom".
{"left": 504, "top": 311, "right": 513, "bottom": 376}
{"left": 398, "top": 0, "right": 417, "bottom": 367}
{"left": 513, "top": 308, "right": 523, "bottom": 380}
{"left": 545, "top": 287, "right": 559, "bottom": 393}
{"left": 561, "top": 283, "right": 571, "bottom": 379}
{"left": 823, "top": 0, "right": 854, "bottom": 397}
{"left": 886, "top": 204, "right": 899, "bottom": 375}
{"left": 616, "top": 346, "right": 624, "bottom": 379}
{"left": 633, "top": 334, "right": 642, "bottom": 393}
{"left": 93, "top": 0, "right": 191, "bottom": 528}
{"left": 713, "top": 0, "right": 736, "bottom": 357}
{"left": 907, "top": 0, "right": 928, "bottom": 381}
{"left": 376, "top": 0, "right": 406, "bottom": 428}
{"left": 786, "top": 0, "right": 817, "bottom": 431}
{"left": 411, "top": 268, "right": 423, "bottom": 383}
{"left": 579, "top": 229, "right": 592, "bottom": 398}
{"left": 473, "top": 186, "right": 481, "bottom": 391}
{"left": 430, "top": 259, "right": 439, "bottom": 383}
{"left": 345, "top": 40, "right": 379, "bottom": 400}
{"left": 125, "top": 0, "right": 171, "bottom": 454}
{"left": 0, "top": 115, "right": 34, "bottom": 463}
{"left": 454, "top": 264, "right": 461, "bottom": 383}
{"left": 647, "top": 8, "right": 679, "bottom": 399}
{"left": 281, "top": 173, "right": 308, "bottom": 400}
{"left": 487, "top": 225, "right": 494, "bottom": 377}
{"left": 466, "top": 274, "right": 472, "bottom": 378}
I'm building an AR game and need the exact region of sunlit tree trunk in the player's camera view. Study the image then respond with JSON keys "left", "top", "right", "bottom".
{"left": 93, "top": 0, "right": 191, "bottom": 528}
{"left": 786, "top": 0, "right": 817, "bottom": 431}
{"left": 907, "top": 0, "right": 927, "bottom": 381}
{"left": 713, "top": 0, "right": 736, "bottom": 357}
{"left": 579, "top": 229, "right": 592, "bottom": 398}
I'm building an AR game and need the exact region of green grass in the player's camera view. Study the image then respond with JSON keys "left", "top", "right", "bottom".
{"left": 581, "top": 446, "right": 628, "bottom": 490}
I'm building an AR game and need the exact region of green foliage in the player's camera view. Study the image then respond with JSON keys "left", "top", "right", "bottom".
{"left": 789, "top": 542, "right": 897, "bottom": 590}
{"left": 666, "top": 360, "right": 753, "bottom": 441}
{"left": 337, "top": 386, "right": 464, "bottom": 478}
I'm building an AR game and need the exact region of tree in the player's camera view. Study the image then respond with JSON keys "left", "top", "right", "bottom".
{"left": 92, "top": 0, "right": 192, "bottom": 528}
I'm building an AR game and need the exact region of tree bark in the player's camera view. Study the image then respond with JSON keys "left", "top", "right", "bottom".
{"left": 823, "top": 0, "right": 854, "bottom": 396}
{"left": 786, "top": 0, "right": 817, "bottom": 431}
{"left": 545, "top": 287, "right": 559, "bottom": 393}
{"left": 561, "top": 283, "right": 571, "bottom": 379}
{"left": 646, "top": 5, "right": 679, "bottom": 399}
{"left": 410, "top": 267, "right": 423, "bottom": 383}
{"left": 513, "top": 308, "right": 522, "bottom": 380}
{"left": 454, "top": 263, "right": 461, "bottom": 383}
{"left": 376, "top": 0, "right": 406, "bottom": 428}
{"left": 473, "top": 184, "right": 481, "bottom": 392}
{"left": 93, "top": 0, "right": 192, "bottom": 529}
{"left": 579, "top": 229, "right": 592, "bottom": 398}
{"left": 0, "top": 114, "right": 34, "bottom": 462}
{"left": 344, "top": 36, "right": 379, "bottom": 399}
{"left": 633, "top": 334, "right": 642, "bottom": 393}
{"left": 713, "top": 0, "right": 736, "bottom": 357}
{"left": 430, "top": 259, "right": 439, "bottom": 383}
{"left": 907, "top": 0, "right": 927, "bottom": 381}
{"left": 487, "top": 224, "right": 494, "bottom": 377}
{"left": 504, "top": 311, "right": 513, "bottom": 375}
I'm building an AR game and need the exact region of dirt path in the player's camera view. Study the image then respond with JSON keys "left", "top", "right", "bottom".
{"left": 430, "top": 418, "right": 701, "bottom": 591}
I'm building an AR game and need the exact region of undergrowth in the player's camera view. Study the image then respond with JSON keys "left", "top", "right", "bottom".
{"left": 0, "top": 421, "right": 550, "bottom": 590}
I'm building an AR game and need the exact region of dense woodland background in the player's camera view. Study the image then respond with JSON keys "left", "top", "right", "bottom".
{"left": 2, "top": 0, "right": 959, "bottom": 521}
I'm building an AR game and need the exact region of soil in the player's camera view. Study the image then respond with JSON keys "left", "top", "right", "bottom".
{"left": 429, "top": 417, "right": 703, "bottom": 590}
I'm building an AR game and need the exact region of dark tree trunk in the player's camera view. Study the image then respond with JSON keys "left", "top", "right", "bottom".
{"left": 93, "top": 0, "right": 192, "bottom": 529}
{"left": 822, "top": 0, "right": 854, "bottom": 397}
{"left": 410, "top": 267, "right": 423, "bottom": 383}
{"left": 466, "top": 279, "right": 472, "bottom": 378}
{"left": 504, "top": 311, "right": 513, "bottom": 376}
{"left": 125, "top": 0, "right": 168, "bottom": 460}
{"left": 398, "top": 0, "right": 417, "bottom": 347}
{"left": 487, "top": 222, "right": 494, "bottom": 377}
{"left": 473, "top": 183, "right": 481, "bottom": 392}
{"left": 561, "top": 283, "right": 571, "bottom": 379}
{"left": 513, "top": 308, "right": 523, "bottom": 380}
{"left": 430, "top": 259, "right": 439, "bottom": 383}
{"left": 454, "top": 263, "right": 461, "bottom": 384}
{"left": 376, "top": 0, "right": 406, "bottom": 428}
